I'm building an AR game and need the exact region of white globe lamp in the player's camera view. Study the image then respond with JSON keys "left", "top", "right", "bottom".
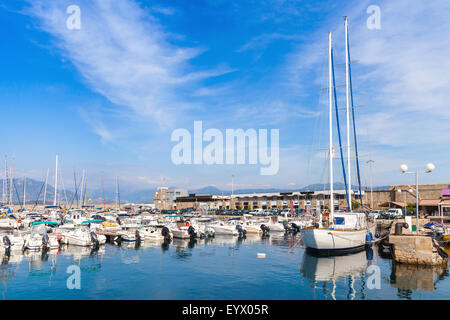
{"left": 426, "top": 163, "right": 435, "bottom": 173}
{"left": 400, "top": 164, "right": 408, "bottom": 173}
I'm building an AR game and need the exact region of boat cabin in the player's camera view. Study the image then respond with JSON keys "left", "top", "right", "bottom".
{"left": 332, "top": 212, "right": 368, "bottom": 230}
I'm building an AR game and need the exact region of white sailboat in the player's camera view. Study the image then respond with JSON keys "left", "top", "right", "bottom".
{"left": 300, "top": 19, "right": 376, "bottom": 254}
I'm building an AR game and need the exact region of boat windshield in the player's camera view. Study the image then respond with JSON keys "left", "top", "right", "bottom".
{"left": 31, "top": 224, "right": 46, "bottom": 235}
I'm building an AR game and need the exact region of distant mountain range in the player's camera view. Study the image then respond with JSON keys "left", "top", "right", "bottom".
{"left": 0, "top": 178, "right": 389, "bottom": 205}
{"left": 189, "top": 183, "right": 389, "bottom": 196}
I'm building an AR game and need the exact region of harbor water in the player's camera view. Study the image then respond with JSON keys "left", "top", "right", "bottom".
{"left": 0, "top": 234, "right": 449, "bottom": 300}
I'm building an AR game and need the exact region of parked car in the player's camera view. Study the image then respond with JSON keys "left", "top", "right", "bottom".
{"left": 386, "top": 208, "right": 403, "bottom": 219}
{"left": 369, "top": 210, "right": 383, "bottom": 219}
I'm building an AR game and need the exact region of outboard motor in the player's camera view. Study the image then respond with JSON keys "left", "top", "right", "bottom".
{"left": 394, "top": 222, "right": 409, "bottom": 235}
{"left": 42, "top": 233, "right": 49, "bottom": 251}
{"left": 90, "top": 231, "right": 100, "bottom": 247}
{"left": 260, "top": 224, "right": 270, "bottom": 236}
{"left": 161, "top": 227, "right": 172, "bottom": 241}
{"left": 236, "top": 224, "right": 247, "bottom": 238}
{"left": 283, "top": 222, "right": 291, "bottom": 233}
{"left": 2, "top": 236, "right": 11, "bottom": 248}
{"left": 290, "top": 223, "right": 300, "bottom": 233}
{"left": 135, "top": 229, "right": 142, "bottom": 243}
{"left": 188, "top": 225, "right": 197, "bottom": 239}
{"left": 116, "top": 217, "right": 122, "bottom": 225}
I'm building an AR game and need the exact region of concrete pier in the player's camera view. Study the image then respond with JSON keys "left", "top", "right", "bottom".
{"left": 389, "top": 234, "right": 448, "bottom": 266}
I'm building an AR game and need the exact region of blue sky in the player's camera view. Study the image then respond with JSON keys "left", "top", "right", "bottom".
{"left": 1, "top": 0, "right": 449, "bottom": 192}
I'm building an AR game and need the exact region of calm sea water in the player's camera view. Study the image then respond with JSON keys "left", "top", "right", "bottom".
{"left": 0, "top": 234, "right": 449, "bottom": 300}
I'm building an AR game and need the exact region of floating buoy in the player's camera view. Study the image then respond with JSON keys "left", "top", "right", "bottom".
{"left": 257, "top": 253, "right": 266, "bottom": 258}
{"left": 185, "top": 221, "right": 190, "bottom": 227}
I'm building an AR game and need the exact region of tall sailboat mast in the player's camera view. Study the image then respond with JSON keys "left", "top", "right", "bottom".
{"left": 115, "top": 175, "right": 120, "bottom": 210}
{"left": 53, "top": 155, "right": 58, "bottom": 206}
{"left": 345, "top": 17, "right": 364, "bottom": 208}
{"left": 80, "top": 169, "right": 86, "bottom": 208}
{"left": 328, "top": 32, "right": 334, "bottom": 219}
{"left": 2, "top": 156, "right": 6, "bottom": 204}
{"left": 23, "top": 175, "right": 26, "bottom": 208}
{"left": 9, "top": 158, "right": 14, "bottom": 205}
{"left": 43, "top": 168, "right": 49, "bottom": 206}
{"left": 345, "top": 16, "right": 352, "bottom": 211}
{"left": 83, "top": 178, "right": 88, "bottom": 207}
{"left": 102, "top": 174, "right": 105, "bottom": 210}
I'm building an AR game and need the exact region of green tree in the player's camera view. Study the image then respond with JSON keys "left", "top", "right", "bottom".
{"left": 406, "top": 203, "right": 415, "bottom": 215}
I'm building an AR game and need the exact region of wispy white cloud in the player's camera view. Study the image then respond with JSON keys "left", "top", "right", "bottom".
{"left": 25, "top": 0, "right": 232, "bottom": 130}
{"left": 237, "top": 33, "right": 304, "bottom": 52}
{"left": 233, "top": 100, "right": 321, "bottom": 125}
{"left": 151, "top": 6, "right": 176, "bottom": 16}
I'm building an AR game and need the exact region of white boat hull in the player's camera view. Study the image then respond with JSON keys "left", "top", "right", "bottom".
{"left": 209, "top": 225, "right": 238, "bottom": 236}
{"left": 171, "top": 228, "right": 191, "bottom": 239}
{"left": 300, "top": 226, "right": 376, "bottom": 252}
{"left": 260, "top": 223, "right": 285, "bottom": 232}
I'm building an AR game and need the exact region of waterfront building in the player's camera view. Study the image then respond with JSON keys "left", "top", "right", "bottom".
{"left": 171, "top": 182, "right": 450, "bottom": 215}
{"left": 153, "top": 187, "right": 188, "bottom": 210}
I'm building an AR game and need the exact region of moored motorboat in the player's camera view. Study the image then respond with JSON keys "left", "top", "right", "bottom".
{"left": 60, "top": 225, "right": 106, "bottom": 247}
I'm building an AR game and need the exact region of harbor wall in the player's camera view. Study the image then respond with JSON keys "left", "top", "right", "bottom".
{"left": 389, "top": 234, "right": 448, "bottom": 266}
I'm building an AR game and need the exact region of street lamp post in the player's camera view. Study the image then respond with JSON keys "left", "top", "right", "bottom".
{"left": 400, "top": 163, "right": 435, "bottom": 233}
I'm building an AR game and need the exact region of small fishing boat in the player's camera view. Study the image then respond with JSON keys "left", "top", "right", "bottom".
{"left": 24, "top": 221, "right": 59, "bottom": 251}
{"left": 137, "top": 226, "right": 172, "bottom": 241}
{"left": 60, "top": 225, "right": 106, "bottom": 247}
{"left": 0, "top": 217, "right": 19, "bottom": 230}
{"left": 169, "top": 220, "right": 204, "bottom": 239}
{"left": 0, "top": 232, "right": 25, "bottom": 251}
{"left": 207, "top": 220, "right": 239, "bottom": 236}
{"left": 259, "top": 216, "right": 287, "bottom": 233}
{"left": 117, "top": 229, "right": 140, "bottom": 242}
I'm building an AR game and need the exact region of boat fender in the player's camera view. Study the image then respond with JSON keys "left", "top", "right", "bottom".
{"left": 365, "top": 232, "right": 373, "bottom": 243}
{"left": 186, "top": 221, "right": 190, "bottom": 227}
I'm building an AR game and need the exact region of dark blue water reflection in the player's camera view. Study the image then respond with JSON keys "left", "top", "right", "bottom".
{"left": 0, "top": 234, "right": 448, "bottom": 299}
